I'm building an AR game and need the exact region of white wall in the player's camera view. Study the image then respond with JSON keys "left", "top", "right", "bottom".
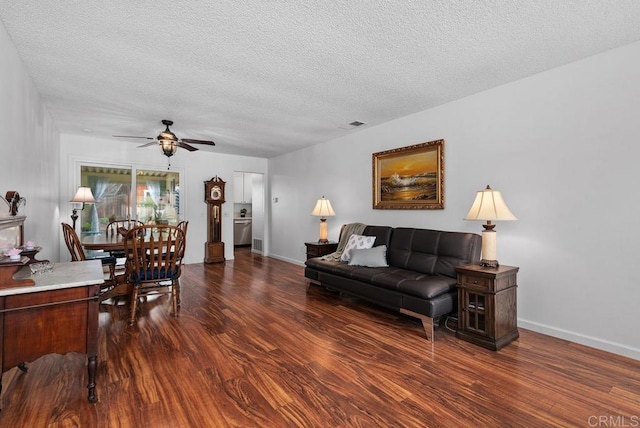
{"left": 268, "top": 40, "right": 640, "bottom": 359}
{"left": 59, "top": 134, "right": 267, "bottom": 264}
{"left": 0, "top": 19, "right": 60, "bottom": 262}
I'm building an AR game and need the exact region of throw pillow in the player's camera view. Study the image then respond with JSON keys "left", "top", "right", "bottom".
{"left": 340, "top": 234, "right": 376, "bottom": 261}
{"left": 348, "top": 245, "right": 389, "bottom": 267}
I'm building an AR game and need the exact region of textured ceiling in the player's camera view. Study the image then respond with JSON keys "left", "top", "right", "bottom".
{"left": 2, "top": 1, "right": 640, "bottom": 158}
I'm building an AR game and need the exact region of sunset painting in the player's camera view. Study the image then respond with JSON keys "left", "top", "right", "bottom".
{"left": 373, "top": 140, "right": 444, "bottom": 209}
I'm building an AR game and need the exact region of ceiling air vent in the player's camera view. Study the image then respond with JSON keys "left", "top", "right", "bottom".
{"left": 338, "top": 120, "right": 368, "bottom": 130}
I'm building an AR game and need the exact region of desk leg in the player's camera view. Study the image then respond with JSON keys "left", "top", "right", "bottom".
{"left": 87, "top": 355, "right": 97, "bottom": 403}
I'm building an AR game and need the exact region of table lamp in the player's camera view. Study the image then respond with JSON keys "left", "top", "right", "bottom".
{"left": 70, "top": 187, "right": 96, "bottom": 230}
{"left": 463, "top": 185, "right": 516, "bottom": 267}
{"left": 310, "top": 196, "right": 336, "bottom": 243}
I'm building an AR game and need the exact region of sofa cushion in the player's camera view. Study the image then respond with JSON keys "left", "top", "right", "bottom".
{"left": 386, "top": 227, "right": 481, "bottom": 278}
{"left": 305, "top": 257, "right": 343, "bottom": 274}
{"left": 362, "top": 225, "right": 393, "bottom": 248}
{"left": 387, "top": 228, "right": 438, "bottom": 274}
{"left": 396, "top": 275, "right": 458, "bottom": 300}
{"left": 355, "top": 266, "right": 457, "bottom": 299}
{"left": 340, "top": 234, "right": 376, "bottom": 261}
{"left": 348, "top": 245, "right": 389, "bottom": 267}
{"left": 433, "top": 231, "right": 483, "bottom": 277}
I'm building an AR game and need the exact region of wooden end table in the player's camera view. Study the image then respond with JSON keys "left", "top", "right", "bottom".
{"left": 455, "top": 264, "right": 519, "bottom": 351}
{"left": 305, "top": 241, "right": 338, "bottom": 259}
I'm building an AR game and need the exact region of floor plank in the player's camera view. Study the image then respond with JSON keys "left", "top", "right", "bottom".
{"left": 1, "top": 248, "right": 638, "bottom": 427}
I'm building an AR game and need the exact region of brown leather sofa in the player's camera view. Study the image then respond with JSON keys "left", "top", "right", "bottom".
{"left": 304, "top": 225, "right": 481, "bottom": 340}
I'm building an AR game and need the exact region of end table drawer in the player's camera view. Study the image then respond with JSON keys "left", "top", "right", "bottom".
{"left": 459, "top": 274, "right": 491, "bottom": 289}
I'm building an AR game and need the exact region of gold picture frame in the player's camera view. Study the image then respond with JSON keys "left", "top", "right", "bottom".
{"left": 372, "top": 139, "right": 444, "bottom": 210}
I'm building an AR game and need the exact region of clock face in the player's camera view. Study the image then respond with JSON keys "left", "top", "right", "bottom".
{"left": 211, "top": 185, "right": 222, "bottom": 200}
{"left": 205, "top": 177, "right": 225, "bottom": 204}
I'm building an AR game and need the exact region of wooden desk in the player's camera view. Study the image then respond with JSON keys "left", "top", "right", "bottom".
{"left": 0, "top": 260, "right": 103, "bottom": 406}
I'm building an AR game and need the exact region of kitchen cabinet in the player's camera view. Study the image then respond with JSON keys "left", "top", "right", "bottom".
{"left": 234, "top": 172, "right": 253, "bottom": 204}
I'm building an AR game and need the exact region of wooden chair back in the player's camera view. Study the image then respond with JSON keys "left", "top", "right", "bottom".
{"left": 62, "top": 222, "right": 117, "bottom": 290}
{"left": 106, "top": 219, "right": 144, "bottom": 238}
{"left": 176, "top": 220, "right": 189, "bottom": 236}
{"left": 62, "top": 222, "right": 87, "bottom": 261}
{"left": 176, "top": 220, "right": 189, "bottom": 260}
{"left": 123, "top": 225, "right": 185, "bottom": 286}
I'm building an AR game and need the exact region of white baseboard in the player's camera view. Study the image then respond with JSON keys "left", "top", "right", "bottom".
{"left": 269, "top": 253, "right": 305, "bottom": 267}
{"left": 518, "top": 319, "right": 640, "bottom": 361}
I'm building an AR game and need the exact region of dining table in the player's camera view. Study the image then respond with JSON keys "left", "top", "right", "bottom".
{"left": 82, "top": 233, "right": 126, "bottom": 252}
{"left": 81, "top": 233, "right": 131, "bottom": 300}
{"left": 81, "top": 229, "right": 165, "bottom": 252}
{"left": 80, "top": 229, "right": 177, "bottom": 301}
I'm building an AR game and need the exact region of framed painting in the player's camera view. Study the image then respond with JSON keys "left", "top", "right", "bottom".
{"left": 372, "top": 139, "right": 444, "bottom": 209}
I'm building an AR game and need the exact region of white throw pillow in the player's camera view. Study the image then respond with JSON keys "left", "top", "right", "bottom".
{"left": 348, "top": 245, "right": 389, "bottom": 267}
{"left": 340, "top": 234, "right": 376, "bottom": 261}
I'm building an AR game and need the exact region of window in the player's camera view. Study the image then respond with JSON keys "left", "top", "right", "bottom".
{"left": 78, "top": 165, "right": 180, "bottom": 234}
{"left": 135, "top": 169, "right": 180, "bottom": 224}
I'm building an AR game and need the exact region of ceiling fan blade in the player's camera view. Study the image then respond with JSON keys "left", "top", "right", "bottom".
{"left": 177, "top": 142, "right": 199, "bottom": 152}
{"left": 181, "top": 138, "right": 216, "bottom": 146}
{"left": 113, "top": 135, "right": 154, "bottom": 140}
{"left": 137, "top": 142, "right": 158, "bottom": 148}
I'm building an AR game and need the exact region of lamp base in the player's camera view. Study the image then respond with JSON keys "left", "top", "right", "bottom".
{"left": 318, "top": 218, "right": 329, "bottom": 244}
{"left": 71, "top": 209, "right": 79, "bottom": 230}
{"left": 480, "top": 259, "right": 499, "bottom": 268}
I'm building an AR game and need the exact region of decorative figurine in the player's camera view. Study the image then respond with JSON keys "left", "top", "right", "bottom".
{"left": 3, "top": 191, "right": 27, "bottom": 216}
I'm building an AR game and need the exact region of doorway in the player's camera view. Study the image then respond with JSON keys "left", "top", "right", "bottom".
{"left": 233, "top": 171, "right": 264, "bottom": 256}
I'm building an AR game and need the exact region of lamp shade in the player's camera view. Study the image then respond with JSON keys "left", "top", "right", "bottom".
{"left": 464, "top": 185, "right": 516, "bottom": 221}
{"left": 310, "top": 197, "right": 336, "bottom": 218}
{"left": 69, "top": 187, "right": 96, "bottom": 204}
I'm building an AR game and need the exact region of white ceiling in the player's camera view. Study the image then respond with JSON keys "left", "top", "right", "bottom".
{"left": 2, "top": 1, "right": 640, "bottom": 158}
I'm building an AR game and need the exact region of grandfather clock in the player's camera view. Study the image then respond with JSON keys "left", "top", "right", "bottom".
{"left": 204, "top": 176, "right": 226, "bottom": 263}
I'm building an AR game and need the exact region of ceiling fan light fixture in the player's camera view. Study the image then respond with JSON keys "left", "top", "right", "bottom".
{"left": 159, "top": 137, "right": 177, "bottom": 157}
{"left": 114, "top": 119, "right": 215, "bottom": 163}
{"left": 158, "top": 129, "right": 177, "bottom": 141}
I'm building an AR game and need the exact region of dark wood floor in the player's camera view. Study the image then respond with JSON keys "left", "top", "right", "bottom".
{"left": 1, "top": 248, "right": 638, "bottom": 427}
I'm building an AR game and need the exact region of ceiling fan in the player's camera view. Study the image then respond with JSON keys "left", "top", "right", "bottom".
{"left": 114, "top": 119, "right": 216, "bottom": 163}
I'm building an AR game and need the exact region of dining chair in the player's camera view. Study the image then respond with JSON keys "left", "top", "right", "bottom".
{"left": 61, "top": 222, "right": 117, "bottom": 290}
{"left": 176, "top": 220, "right": 189, "bottom": 235}
{"left": 175, "top": 220, "right": 189, "bottom": 306}
{"left": 105, "top": 219, "right": 145, "bottom": 259}
{"left": 123, "top": 224, "right": 186, "bottom": 325}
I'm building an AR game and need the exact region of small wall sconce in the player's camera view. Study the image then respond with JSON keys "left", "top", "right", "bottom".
{"left": 70, "top": 187, "right": 96, "bottom": 230}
